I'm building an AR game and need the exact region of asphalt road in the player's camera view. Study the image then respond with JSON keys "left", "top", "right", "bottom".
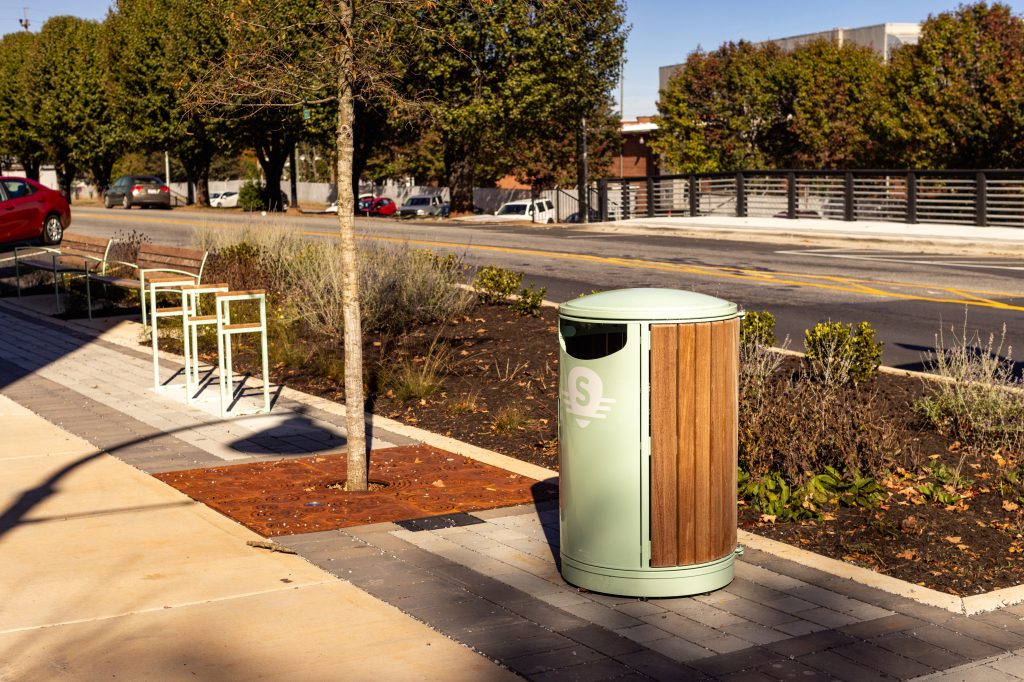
{"left": 8, "top": 205, "right": 1024, "bottom": 373}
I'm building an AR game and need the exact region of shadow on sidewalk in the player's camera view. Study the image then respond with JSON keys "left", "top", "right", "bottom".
{"left": 532, "top": 477, "right": 560, "bottom": 571}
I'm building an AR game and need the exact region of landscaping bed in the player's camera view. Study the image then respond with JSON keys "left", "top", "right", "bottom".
{"left": 77, "top": 226, "right": 1024, "bottom": 597}
{"left": 216, "top": 299, "right": 1024, "bottom": 596}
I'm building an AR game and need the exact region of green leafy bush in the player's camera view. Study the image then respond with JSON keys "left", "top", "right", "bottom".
{"left": 804, "top": 320, "right": 882, "bottom": 386}
{"left": 739, "top": 466, "right": 886, "bottom": 521}
{"left": 238, "top": 181, "right": 264, "bottom": 211}
{"left": 473, "top": 266, "right": 523, "bottom": 305}
{"left": 740, "top": 310, "right": 777, "bottom": 351}
{"left": 512, "top": 285, "right": 546, "bottom": 317}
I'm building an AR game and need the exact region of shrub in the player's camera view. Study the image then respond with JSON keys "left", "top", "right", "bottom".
{"left": 915, "top": 323, "right": 1024, "bottom": 454}
{"left": 512, "top": 285, "right": 546, "bottom": 317}
{"left": 740, "top": 310, "right": 777, "bottom": 352}
{"left": 108, "top": 229, "right": 151, "bottom": 264}
{"left": 238, "top": 181, "right": 264, "bottom": 211}
{"left": 473, "top": 266, "right": 523, "bottom": 305}
{"left": 804, "top": 320, "right": 882, "bottom": 386}
{"left": 382, "top": 339, "right": 452, "bottom": 400}
{"left": 740, "top": 368, "right": 903, "bottom": 484}
{"left": 358, "top": 247, "right": 474, "bottom": 334}
{"left": 200, "top": 225, "right": 473, "bottom": 339}
{"left": 493, "top": 405, "right": 529, "bottom": 432}
{"left": 739, "top": 466, "right": 886, "bottom": 521}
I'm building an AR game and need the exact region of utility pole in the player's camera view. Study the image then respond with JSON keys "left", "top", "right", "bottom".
{"left": 18, "top": 8, "right": 29, "bottom": 32}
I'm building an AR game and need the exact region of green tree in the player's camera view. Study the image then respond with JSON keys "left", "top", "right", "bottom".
{"left": 779, "top": 39, "right": 885, "bottom": 168}
{"left": 26, "top": 16, "right": 122, "bottom": 198}
{"left": 880, "top": 2, "right": 1024, "bottom": 168}
{"left": 505, "top": 0, "right": 627, "bottom": 198}
{"left": 188, "top": 0, "right": 421, "bottom": 491}
{"left": 408, "top": 1, "right": 627, "bottom": 211}
{"left": 0, "top": 32, "right": 45, "bottom": 180}
{"left": 654, "top": 41, "right": 787, "bottom": 173}
{"left": 106, "top": 0, "right": 234, "bottom": 205}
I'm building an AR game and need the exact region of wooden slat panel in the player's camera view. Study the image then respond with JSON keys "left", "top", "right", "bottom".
{"left": 692, "top": 322, "right": 713, "bottom": 564}
{"left": 677, "top": 324, "right": 697, "bottom": 565}
{"left": 710, "top": 320, "right": 728, "bottom": 560}
{"left": 650, "top": 324, "right": 679, "bottom": 567}
{"left": 726, "top": 317, "right": 739, "bottom": 551}
{"left": 650, "top": 318, "right": 739, "bottom": 569}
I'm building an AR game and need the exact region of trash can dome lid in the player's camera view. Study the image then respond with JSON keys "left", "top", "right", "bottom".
{"left": 559, "top": 288, "right": 738, "bottom": 322}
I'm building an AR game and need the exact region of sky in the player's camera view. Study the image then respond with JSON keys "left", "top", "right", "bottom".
{"left": 5, "top": 1, "right": 1024, "bottom": 119}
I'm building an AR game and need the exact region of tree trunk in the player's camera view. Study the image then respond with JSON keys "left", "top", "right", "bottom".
{"left": 337, "top": 0, "right": 367, "bottom": 492}
{"left": 445, "top": 138, "right": 476, "bottom": 213}
{"left": 22, "top": 160, "right": 40, "bottom": 182}
{"left": 56, "top": 163, "right": 75, "bottom": 202}
{"left": 184, "top": 153, "right": 213, "bottom": 207}
{"left": 255, "top": 130, "right": 291, "bottom": 211}
{"left": 576, "top": 115, "right": 589, "bottom": 224}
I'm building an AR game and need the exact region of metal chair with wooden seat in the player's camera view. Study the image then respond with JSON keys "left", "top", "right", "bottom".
{"left": 180, "top": 282, "right": 230, "bottom": 403}
{"left": 149, "top": 276, "right": 201, "bottom": 392}
{"left": 215, "top": 290, "right": 270, "bottom": 418}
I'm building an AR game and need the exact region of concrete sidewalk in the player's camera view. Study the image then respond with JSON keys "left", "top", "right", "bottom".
{"left": 607, "top": 215, "right": 1024, "bottom": 254}
{"left": 0, "top": 393, "right": 515, "bottom": 681}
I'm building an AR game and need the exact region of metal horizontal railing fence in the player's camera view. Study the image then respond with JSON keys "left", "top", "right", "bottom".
{"left": 598, "top": 170, "right": 1024, "bottom": 228}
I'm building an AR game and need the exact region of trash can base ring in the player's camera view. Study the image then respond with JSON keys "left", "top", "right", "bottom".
{"left": 560, "top": 550, "right": 736, "bottom": 599}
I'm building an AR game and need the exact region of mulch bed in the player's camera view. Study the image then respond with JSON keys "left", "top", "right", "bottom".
{"left": 155, "top": 444, "right": 556, "bottom": 537}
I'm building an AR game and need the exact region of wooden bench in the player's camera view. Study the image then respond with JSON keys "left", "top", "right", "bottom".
{"left": 14, "top": 234, "right": 114, "bottom": 312}
{"left": 86, "top": 243, "right": 208, "bottom": 329}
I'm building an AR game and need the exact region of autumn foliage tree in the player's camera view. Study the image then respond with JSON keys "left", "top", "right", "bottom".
{"left": 655, "top": 2, "right": 1024, "bottom": 172}
{"left": 880, "top": 2, "right": 1024, "bottom": 168}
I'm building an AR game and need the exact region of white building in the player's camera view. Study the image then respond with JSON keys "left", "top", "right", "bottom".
{"left": 659, "top": 23, "right": 921, "bottom": 92}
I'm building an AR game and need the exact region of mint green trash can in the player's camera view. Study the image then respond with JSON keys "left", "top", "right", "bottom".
{"left": 559, "top": 288, "right": 742, "bottom": 598}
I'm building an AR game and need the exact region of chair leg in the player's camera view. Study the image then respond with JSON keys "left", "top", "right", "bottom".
{"left": 217, "top": 306, "right": 227, "bottom": 418}
{"left": 15, "top": 260, "right": 21, "bottom": 298}
{"left": 86, "top": 275, "right": 93, "bottom": 319}
{"left": 260, "top": 297, "right": 270, "bottom": 413}
{"left": 151, "top": 289, "right": 161, "bottom": 391}
{"left": 53, "top": 269, "right": 61, "bottom": 314}
{"left": 182, "top": 305, "right": 193, "bottom": 403}
{"left": 140, "top": 287, "right": 148, "bottom": 334}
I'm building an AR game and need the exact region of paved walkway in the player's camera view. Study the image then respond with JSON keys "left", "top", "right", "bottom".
{"left": 5, "top": 296, "right": 1024, "bottom": 680}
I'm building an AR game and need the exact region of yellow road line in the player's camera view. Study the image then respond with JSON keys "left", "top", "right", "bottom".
{"left": 77, "top": 211, "right": 1024, "bottom": 312}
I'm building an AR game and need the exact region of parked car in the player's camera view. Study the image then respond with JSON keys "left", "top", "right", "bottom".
{"left": 358, "top": 196, "right": 397, "bottom": 216}
{"left": 495, "top": 198, "right": 556, "bottom": 224}
{"left": 398, "top": 194, "right": 448, "bottom": 218}
{"left": 565, "top": 208, "right": 600, "bottom": 223}
{"left": 0, "top": 176, "right": 70, "bottom": 246}
{"left": 209, "top": 192, "right": 222, "bottom": 203}
{"left": 326, "top": 194, "right": 376, "bottom": 214}
{"left": 212, "top": 191, "right": 239, "bottom": 208}
{"left": 103, "top": 175, "right": 171, "bottom": 209}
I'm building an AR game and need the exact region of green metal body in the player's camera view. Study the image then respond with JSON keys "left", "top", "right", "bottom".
{"left": 558, "top": 288, "right": 740, "bottom": 598}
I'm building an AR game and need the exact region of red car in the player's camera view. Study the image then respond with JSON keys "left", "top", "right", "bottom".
{"left": 357, "top": 196, "right": 397, "bottom": 217}
{"left": 0, "top": 177, "right": 70, "bottom": 246}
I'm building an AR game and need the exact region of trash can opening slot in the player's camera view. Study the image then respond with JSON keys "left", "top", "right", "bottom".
{"left": 560, "top": 319, "right": 627, "bottom": 360}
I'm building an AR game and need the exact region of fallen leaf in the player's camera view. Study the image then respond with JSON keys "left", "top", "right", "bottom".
{"left": 944, "top": 536, "right": 962, "bottom": 544}
{"left": 1004, "top": 500, "right": 1020, "bottom": 512}
{"left": 431, "top": 479, "right": 446, "bottom": 488}
{"left": 759, "top": 514, "right": 777, "bottom": 523}
{"left": 895, "top": 549, "right": 919, "bottom": 561}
